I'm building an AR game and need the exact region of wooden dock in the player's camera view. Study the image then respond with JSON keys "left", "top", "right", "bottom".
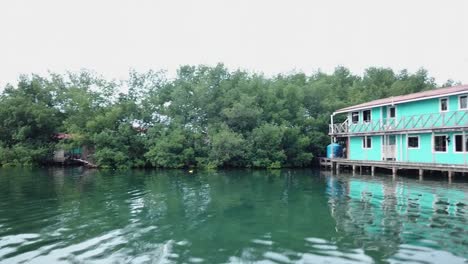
{"left": 319, "top": 157, "right": 467, "bottom": 180}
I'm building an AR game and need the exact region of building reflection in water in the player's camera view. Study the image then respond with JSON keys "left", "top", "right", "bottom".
{"left": 325, "top": 173, "right": 467, "bottom": 261}
{"left": 0, "top": 168, "right": 466, "bottom": 263}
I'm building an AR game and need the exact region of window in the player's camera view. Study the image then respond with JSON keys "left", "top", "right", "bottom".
{"left": 434, "top": 135, "right": 447, "bottom": 152}
{"left": 454, "top": 134, "right": 468, "bottom": 152}
{"left": 465, "top": 136, "right": 468, "bottom": 153}
{"left": 455, "top": 135, "right": 463, "bottom": 152}
{"left": 362, "top": 136, "right": 372, "bottom": 149}
{"left": 459, "top": 96, "right": 467, "bottom": 110}
{"left": 351, "top": 112, "right": 359, "bottom": 123}
{"left": 389, "top": 107, "right": 396, "bottom": 118}
{"left": 408, "top": 136, "right": 419, "bottom": 148}
{"left": 363, "top": 110, "right": 371, "bottom": 122}
{"left": 440, "top": 98, "right": 448, "bottom": 112}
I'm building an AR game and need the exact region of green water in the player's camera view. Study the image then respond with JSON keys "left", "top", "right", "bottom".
{"left": 0, "top": 168, "right": 466, "bottom": 264}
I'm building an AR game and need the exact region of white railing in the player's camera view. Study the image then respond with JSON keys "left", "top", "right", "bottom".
{"left": 331, "top": 119, "right": 349, "bottom": 134}
{"left": 329, "top": 110, "right": 468, "bottom": 135}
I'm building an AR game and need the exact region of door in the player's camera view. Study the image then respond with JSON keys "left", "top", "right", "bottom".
{"left": 382, "top": 135, "right": 396, "bottom": 161}
{"left": 335, "top": 137, "right": 349, "bottom": 159}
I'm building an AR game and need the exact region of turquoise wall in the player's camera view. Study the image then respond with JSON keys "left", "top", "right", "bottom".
{"left": 349, "top": 135, "right": 382, "bottom": 161}
{"left": 348, "top": 107, "right": 382, "bottom": 122}
{"left": 348, "top": 93, "right": 468, "bottom": 127}
{"left": 371, "top": 107, "right": 381, "bottom": 121}
{"left": 385, "top": 94, "right": 463, "bottom": 118}
{"left": 345, "top": 93, "right": 468, "bottom": 165}
{"left": 396, "top": 98, "right": 437, "bottom": 117}
{"left": 400, "top": 132, "right": 468, "bottom": 165}
{"left": 348, "top": 132, "right": 468, "bottom": 165}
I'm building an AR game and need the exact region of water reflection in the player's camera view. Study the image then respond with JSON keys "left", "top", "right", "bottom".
{"left": 0, "top": 168, "right": 466, "bottom": 263}
{"left": 326, "top": 172, "right": 467, "bottom": 263}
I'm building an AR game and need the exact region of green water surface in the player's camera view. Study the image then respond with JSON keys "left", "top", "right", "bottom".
{"left": 0, "top": 168, "right": 466, "bottom": 263}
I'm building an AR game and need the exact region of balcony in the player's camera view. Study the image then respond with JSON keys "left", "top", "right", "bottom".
{"left": 329, "top": 110, "right": 468, "bottom": 135}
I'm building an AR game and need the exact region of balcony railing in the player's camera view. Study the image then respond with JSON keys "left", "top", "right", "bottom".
{"left": 329, "top": 110, "right": 468, "bottom": 135}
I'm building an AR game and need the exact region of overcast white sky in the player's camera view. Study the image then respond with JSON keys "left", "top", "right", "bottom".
{"left": 1, "top": 0, "right": 467, "bottom": 88}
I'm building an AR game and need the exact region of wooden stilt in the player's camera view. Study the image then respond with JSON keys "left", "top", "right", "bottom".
{"left": 319, "top": 159, "right": 468, "bottom": 179}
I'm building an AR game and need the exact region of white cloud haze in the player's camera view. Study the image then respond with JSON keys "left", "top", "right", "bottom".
{"left": 0, "top": 0, "right": 467, "bottom": 87}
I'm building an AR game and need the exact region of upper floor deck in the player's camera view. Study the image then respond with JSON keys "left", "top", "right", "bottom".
{"left": 330, "top": 110, "right": 468, "bottom": 135}
{"left": 329, "top": 85, "right": 468, "bottom": 136}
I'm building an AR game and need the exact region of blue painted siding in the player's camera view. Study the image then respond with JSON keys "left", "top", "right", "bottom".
{"left": 348, "top": 92, "right": 468, "bottom": 165}
{"left": 396, "top": 98, "right": 438, "bottom": 117}
{"left": 399, "top": 134, "right": 431, "bottom": 163}
{"left": 399, "top": 132, "right": 468, "bottom": 165}
{"left": 348, "top": 132, "right": 468, "bottom": 165}
{"left": 396, "top": 94, "right": 463, "bottom": 116}
{"left": 349, "top": 136, "right": 381, "bottom": 161}
{"left": 371, "top": 107, "right": 381, "bottom": 122}
{"left": 343, "top": 92, "right": 468, "bottom": 165}
{"left": 347, "top": 93, "right": 468, "bottom": 131}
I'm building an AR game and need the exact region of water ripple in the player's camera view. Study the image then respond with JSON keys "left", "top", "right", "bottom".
{"left": 0, "top": 169, "right": 467, "bottom": 263}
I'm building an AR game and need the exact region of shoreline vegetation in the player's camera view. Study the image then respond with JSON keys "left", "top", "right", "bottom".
{"left": 0, "top": 64, "right": 454, "bottom": 169}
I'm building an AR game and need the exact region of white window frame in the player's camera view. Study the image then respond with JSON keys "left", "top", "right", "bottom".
{"left": 351, "top": 111, "right": 359, "bottom": 124}
{"left": 362, "top": 136, "right": 372, "bottom": 149}
{"left": 458, "top": 95, "right": 468, "bottom": 110}
{"left": 362, "top": 109, "right": 371, "bottom": 123}
{"left": 407, "top": 135, "right": 420, "bottom": 149}
{"left": 388, "top": 106, "right": 396, "bottom": 119}
{"left": 432, "top": 134, "right": 448, "bottom": 153}
{"left": 439, "top": 97, "right": 449, "bottom": 112}
{"left": 452, "top": 134, "right": 468, "bottom": 153}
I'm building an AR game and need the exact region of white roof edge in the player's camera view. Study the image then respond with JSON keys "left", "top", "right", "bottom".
{"left": 334, "top": 90, "right": 468, "bottom": 114}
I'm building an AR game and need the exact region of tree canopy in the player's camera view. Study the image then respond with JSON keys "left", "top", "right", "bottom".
{"left": 0, "top": 65, "right": 443, "bottom": 168}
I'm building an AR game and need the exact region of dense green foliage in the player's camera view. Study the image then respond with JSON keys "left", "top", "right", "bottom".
{"left": 0, "top": 65, "right": 447, "bottom": 168}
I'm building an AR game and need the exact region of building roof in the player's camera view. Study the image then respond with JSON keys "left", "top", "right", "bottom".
{"left": 335, "top": 84, "right": 468, "bottom": 114}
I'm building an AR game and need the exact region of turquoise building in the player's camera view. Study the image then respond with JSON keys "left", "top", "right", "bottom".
{"left": 329, "top": 85, "right": 468, "bottom": 165}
